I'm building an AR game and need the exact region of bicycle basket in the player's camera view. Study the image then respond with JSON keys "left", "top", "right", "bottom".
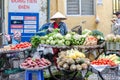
{"left": 71, "top": 25, "right": 82, "bottom": 35}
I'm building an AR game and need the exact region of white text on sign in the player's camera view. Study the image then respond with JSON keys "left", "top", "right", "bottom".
{"left": 11, "top": 0, "right": 37, "bottom": 3}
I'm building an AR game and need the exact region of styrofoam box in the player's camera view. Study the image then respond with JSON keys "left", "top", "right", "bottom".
{"left": 115, "top": 42, "right": 120, "bottom": 50}
{"left": 106, "top": 42, "right": 120, "bottom": 50}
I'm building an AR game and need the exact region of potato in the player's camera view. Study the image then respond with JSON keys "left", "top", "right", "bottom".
{"left": 70, "top": 64, "right": 76, "bottom": 71}
{"left": 63, "top": 63, "right": 69, "bottom": 70}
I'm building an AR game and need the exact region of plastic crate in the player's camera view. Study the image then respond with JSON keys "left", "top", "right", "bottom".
{"left": 116, "top": 42, "right": 120, "bottom": 50}
{"left": 106, "top": 42, "right": 116, "bottom": 50}
{"left": 106, "top": 42, "right": 120, "bottom": 50}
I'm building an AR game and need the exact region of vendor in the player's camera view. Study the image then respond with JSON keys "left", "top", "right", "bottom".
{"left": 5, "top": 31, "right": 21, "bottom": 45}
{"left": 13, "top": 31, "right": 21, "bottom": 44}
{"left": 48, "top": 12, "right": 68, "bottom": 35}
{"left": 111, "top": 11, "right": 120, "bottom": 35}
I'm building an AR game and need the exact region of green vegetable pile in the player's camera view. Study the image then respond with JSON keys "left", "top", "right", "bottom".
{"left": 82, "top": 29, "right": 92, "bottom": 37}
{"left": 91, "top": 30, "right": 104, "bottom": 39}
{"left": 39, "top": 31, "right": 86, "bottom": 46}
{"left": 31, "top": 29, "right": 105, "bottom": 47}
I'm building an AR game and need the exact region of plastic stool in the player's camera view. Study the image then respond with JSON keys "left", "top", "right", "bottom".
{"left": 25, "top": 70, "right": 44, "bottom": 80}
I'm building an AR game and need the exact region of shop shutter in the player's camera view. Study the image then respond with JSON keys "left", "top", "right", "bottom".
{"left": 67, "top": 0, "right": 80, "bottom": 15}
{"left": 81, "top": 0, "right": 94, "bottom": 15}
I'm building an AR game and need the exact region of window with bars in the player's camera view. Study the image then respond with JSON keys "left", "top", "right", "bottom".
{"left": 66, "top": 0, "right": 95, "bottom": 15}
{"left": 113, "top": 0, "right": 120, "bottom": 14}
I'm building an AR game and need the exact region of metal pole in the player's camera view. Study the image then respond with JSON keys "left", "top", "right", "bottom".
{"left": 2, "top": 0, "right": 5, "bottom": 45}
{"left": 47, "top": 0, "right": 50, "bottom": 22}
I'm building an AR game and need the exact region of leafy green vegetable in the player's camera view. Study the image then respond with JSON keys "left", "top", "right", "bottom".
{"left": 82, "top": 29, "right": 92, "bottom": 35}
{"left": 53, "top": 28, "right": 60, "bottom": 33}
{"left": 37, "top": 30, "right": 86, "bottom": 46}
{"left": 91, "top": 30, "right": 104, "bottom": 38}
{"left": 31, "top": 35, "right": 41, "bottom": 48}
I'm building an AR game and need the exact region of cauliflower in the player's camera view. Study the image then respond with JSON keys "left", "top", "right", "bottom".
{"left": 65, "top": 34, "right": 72, "bottom": 40}
{"left": 40, "top": 40, "right": 45, "bottom": 44}
{"left": 40, "top": 35, "right": 48, "bottom": 40}
{"left": 116, "top": 35, "right": 120, "bottom": 42}
{"left": 46, "top": 40, "right": 50, "bottom": 44}
{"left": 105, "top": 34, "right": 115, "bottom": 42}
{"left": 82, "top": 29, "right": 92, "bottom": 35}
{"left": 57, "top": 40, "right": 65, "bottom": 46}
{"left": 73, "top": 34, "right": 80, "bottom": 40}
{"left": 49, "top": 37, "right": 53, "bottom": 40}
{"left": 50, "top": 40, "right": 56, "bottom": 45}
{"left": 54, "top": 33, "right": 63, "bottom": 39}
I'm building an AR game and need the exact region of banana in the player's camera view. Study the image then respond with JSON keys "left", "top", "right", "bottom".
{"left": 110, "top": 56, "right": 118, "bottom": 61}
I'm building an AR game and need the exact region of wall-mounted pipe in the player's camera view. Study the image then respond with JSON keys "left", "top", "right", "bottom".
{"left": 47, "top": 0, "right": 50, "bottom": 22}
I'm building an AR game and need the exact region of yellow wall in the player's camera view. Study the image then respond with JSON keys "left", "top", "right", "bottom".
{"left": 4, "top": 0, "right": 113, "bottom": 36}
{"left": 50, "top": 0, "right": 113, "bottom": 35}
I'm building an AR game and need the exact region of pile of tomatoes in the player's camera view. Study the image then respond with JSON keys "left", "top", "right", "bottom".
{"left": 11, "top": 42, "right": 32, "bottom": 50}
{"left": 91, "top": 59, "right": 117, "bottom": 67}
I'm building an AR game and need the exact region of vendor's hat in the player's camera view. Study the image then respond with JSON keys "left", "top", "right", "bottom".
{"left": 50, "top": 12, "right": 67, "bottom": 20}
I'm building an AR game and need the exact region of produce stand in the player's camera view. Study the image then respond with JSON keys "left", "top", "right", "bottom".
{"left": 38, "top": 41, "right": 105, "bottom": 80}
{"left": 90, "top": 42, "right": 120, "bottom": 80}
{"left": 20, "top": 57, "right": 52, "bottom": 80}
{"left": 105, "top": 34, "right": 120, "bottom": 53}
{"left": 74, "top": 42, "right": 105, "bottom": 60}
{"left": 90, "top": 65, "right": 120, "bottom": 80}
{"left": 0, "top": 43, "right": 32, "bottom": 80}
{"left": 30, "top": 29, "right": 107, "bottom": 80}
{"left": 39, "top": 41, "right": 105, "bottom": 60}
{"left": 91, "top": 34, "right": 120, "bottom": 80}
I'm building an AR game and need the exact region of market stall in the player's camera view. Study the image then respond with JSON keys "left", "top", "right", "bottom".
{"left": 89, "top": 34, "right": 120, "bottom": 80}
{"left": 0, "top": 42, "right": 32, "bottom": 79}
{"left": 2, "top": 28, "right": 120, "bottom": 80}
{"left": 30, "top": 29, "right": 106, "bottom": 80}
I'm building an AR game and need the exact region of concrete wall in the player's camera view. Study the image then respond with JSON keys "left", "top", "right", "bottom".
{"left": 50, "top": 0, "right": 113, "bottom": 35}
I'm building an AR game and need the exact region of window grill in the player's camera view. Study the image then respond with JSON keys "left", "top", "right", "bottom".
{"left": 67, "top": 0, "right": 80, "bottom": 15}
{"left": 113, "top": 0, "right": 120, "bottom": 14}
{"left": 66, "top": 0, "right": 94, "bottom": 15}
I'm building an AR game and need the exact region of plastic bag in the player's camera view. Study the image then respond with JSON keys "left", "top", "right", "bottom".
{"left": 33, "top": 52, "right": 41, "bottom": 59}
{"left": 37, "top": 46, "right": 44, "bottom": 52}
{"left": 44, "top": 47, "right": 53, "bottom": 55}
{"left": 37, "top": 46, "right": 53, "bottom": 55}
{"left": 5, "top": 33, "right": 11, "bottom": 42}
